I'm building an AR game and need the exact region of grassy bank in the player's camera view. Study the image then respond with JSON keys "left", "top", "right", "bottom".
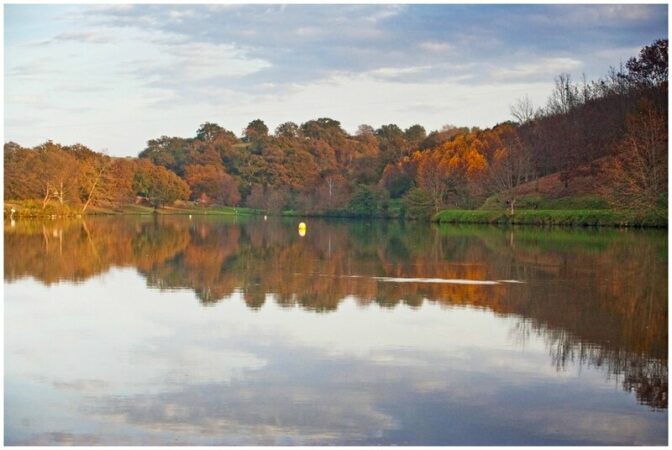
{"left": 434, "top": 209, "right": 667, "bottom": 228}
{"left": 4, "top": 200, "right": 258, "bottom": 218}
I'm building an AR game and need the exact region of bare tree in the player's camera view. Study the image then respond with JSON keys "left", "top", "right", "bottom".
{"left": 510, "top": 95, "right": 536, "bottom": 124}
{"left": 546, "top": 73, "right": 580, "bottom": 115}
{"left": 489, "top": 129, "right": 533, "bottom": 215}
{"left": 602, "top": 99, "right": 667, "bottom": 215}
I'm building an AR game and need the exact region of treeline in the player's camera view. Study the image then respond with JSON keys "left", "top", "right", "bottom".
{"left": 4, "top": 142, "right": 189, "bottom": 212}
{"left": 4, "top": 40, "right": 667, "bottom": 217}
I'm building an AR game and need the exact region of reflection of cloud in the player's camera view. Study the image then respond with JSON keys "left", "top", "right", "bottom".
{"left": 5, "top": 272, "right": 268, "bottom": 397}
{"left": 515, "top": 408, "right": 665, "bottom": 446}
{"left": 90, "top": 379, "right": 397, "bottom": 444}
{"left": 6, "top": 271, "right": 667, "bottom": 444}
{"left": 13, "top": 432, "right": 101, "bottom": 446}
{"left": 52, "top": 379, "right": 109, "bottom": 393}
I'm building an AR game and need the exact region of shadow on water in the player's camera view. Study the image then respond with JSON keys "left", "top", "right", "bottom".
{"left": 4, "top": 215, "right": 668, "bottom": 410}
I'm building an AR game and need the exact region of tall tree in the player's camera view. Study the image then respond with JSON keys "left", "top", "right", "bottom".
{"left": 243, "top": 119, "right": 269, "bottom": 143}
{"left": 196, "top": 122, "right": 225, "bottom": 143}
{"left": 602, "top": 99, "right": 667, "bottom": 215}
{"left": 620, "top": 39, "right": 668, "bottom": 87}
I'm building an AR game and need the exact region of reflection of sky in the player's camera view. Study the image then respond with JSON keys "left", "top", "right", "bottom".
{"left": 5, "top": 269, "right": 667, "bottom": 445}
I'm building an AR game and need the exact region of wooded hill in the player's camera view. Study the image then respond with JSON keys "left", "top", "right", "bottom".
{"left": 4, "top": 39, "right": 667, "bottom": 220}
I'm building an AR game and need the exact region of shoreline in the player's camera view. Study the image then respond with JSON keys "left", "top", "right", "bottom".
{"left": 434, "top": 209, "right": 667, "bottom": 228}
{"left": 4, "top": 202, "right": 667, "bottom": 228}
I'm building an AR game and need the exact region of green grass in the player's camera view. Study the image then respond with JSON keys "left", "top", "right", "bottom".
{"left": 158, "top": 204, "right": 257, "bottom": 215}
{"left": 434, "top": 209, "right": 667, "bottom": 227}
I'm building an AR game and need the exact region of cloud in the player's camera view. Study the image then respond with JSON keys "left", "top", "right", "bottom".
{"left": 593, "top": 46, "right": 643, "bottom": 63}
{"left": 367, "top": 65, "right": 434, "bottom": 80}
{"left": 54, "top": 31, "right": 114, "bottom": 44}
{"left": 365, "top": 4, "right": 405, "bottom": 23}
{"left": 4, "top": 4, "right": 667, "bottom": 156}
{"left": 25, "top": 30, "right": 116, "bottom": 47}
{"left": 490, "top": 57, "right": 583, "bottom": 82}
{"left": 419, "top": 41, "right": 454, "bottom": 54}
{"left": 6, "top": 57, "right": 62, "bottom": 78}
{"left": 557, "top": 4, "right": 660, "bottom": 26}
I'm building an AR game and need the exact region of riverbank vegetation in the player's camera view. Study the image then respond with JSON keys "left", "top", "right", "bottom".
{"left": 4, "top": 40, "right": 667, "bottom": 225}
{"left": 435, "top": 209, "right": 666, "bottom": 227}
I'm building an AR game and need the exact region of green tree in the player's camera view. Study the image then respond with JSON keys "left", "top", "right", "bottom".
{"left": 377, "top": 124, "right": 407, "bottom": 164}
{"left": 347, "top": 185, "right": 387, "bottom": 217}
{"left": 402, "top": 187, "right": 434, "bottom": 220}
{"left": 404, "top": 124, "right": 427, "bottom": 148}
{"left": 275, "top": 121, "right": 300, "bottom": 138}
{"left": 196, "top": 122, "right": 225, "bottom": 143}
{"left": 139, "top": 136, "right": 192, "bottom": 176}
{"left": 244, "top": 119, "right": 269, "bottom": 143}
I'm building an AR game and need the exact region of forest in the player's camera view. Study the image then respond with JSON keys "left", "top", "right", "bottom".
{"left": 4, "top": 39, "right": 668, "bottom": 221}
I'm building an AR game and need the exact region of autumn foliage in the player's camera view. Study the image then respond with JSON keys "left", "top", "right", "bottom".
{"left": 4, "top": 40, "right": 667, "bottom": 217}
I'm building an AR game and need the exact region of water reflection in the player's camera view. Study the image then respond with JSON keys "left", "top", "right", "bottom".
{"left": 4, "top": 216, "right": 668, "bottom": 444}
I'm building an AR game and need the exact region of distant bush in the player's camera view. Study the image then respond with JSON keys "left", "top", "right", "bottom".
{"left": 346, "top": 185, "right": 389, "bottom": 218}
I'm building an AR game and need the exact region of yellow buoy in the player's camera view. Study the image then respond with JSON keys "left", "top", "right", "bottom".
{"left": 298, "top": 222, "right": 307, "bottom": 237}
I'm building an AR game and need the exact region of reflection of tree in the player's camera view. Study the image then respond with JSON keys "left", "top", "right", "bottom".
{"left": 5, "top": 216, "right": 667, "bottom": 408}
{"left": 540, "top": 330, "right": 668, "bottom": 410}
{"left": 4, "top": 217, "right": 190, "bottom": 284}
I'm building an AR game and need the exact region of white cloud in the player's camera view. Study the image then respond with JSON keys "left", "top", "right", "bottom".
{"left": 367, "top": 65, "right": 434, "bottom": 79}
{"left": 365, "top": 4, "right": 405, "bottom": 23}
{"left": 594, "top": 46, "right": 642, "bottom": 63}
{"left": 419, "top": 41, "right": 454, "bottom": 53}
{"left": 490, "top": 57, "right": 583, "bottom": 82}
{"left": 163, "top": 41, "right": 271, "bottom": 81}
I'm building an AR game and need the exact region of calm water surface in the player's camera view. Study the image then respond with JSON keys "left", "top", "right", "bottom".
{"left": 4, "top": 216, "right": 668, "bottom": 445}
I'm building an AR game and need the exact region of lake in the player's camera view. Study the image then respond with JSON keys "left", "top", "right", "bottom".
{"left": 4, "top": 216, "right": 668, "bottom": 445}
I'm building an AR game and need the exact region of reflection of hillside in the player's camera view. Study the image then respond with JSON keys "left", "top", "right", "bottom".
{"left": 4, "top": 217, "right": 667, "bottom": 408}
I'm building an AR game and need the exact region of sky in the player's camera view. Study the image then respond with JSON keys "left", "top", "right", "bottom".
{"left": 4, "top": 4, "right": 668, "bottom": 157}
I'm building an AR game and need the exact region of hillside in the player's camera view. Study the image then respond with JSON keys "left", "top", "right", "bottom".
{"left": 482, "top": 157, "right": 615, "bottom": 211}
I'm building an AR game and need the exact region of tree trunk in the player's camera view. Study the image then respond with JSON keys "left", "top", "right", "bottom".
{"left": 81, "top": 169, "right": 104, "bottom": 213}
{"left": 42, "top": 184, "right": 51, "bottom": 209}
